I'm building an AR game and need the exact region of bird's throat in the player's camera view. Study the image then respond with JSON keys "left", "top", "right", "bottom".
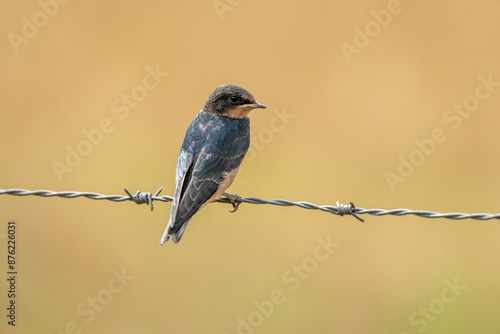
{"left": 225, "top": 106, "right": 252, "bottom": 119}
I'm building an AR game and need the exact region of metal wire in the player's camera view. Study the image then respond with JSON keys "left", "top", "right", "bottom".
{"left": 1, "top": 188, "right": 499, "bottom": 221}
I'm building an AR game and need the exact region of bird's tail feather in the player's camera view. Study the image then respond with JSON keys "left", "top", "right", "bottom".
{"left": 159, "top": 220, "right": 191, "bottom": 246}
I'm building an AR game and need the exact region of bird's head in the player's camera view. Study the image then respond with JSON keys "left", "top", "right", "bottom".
{"left": 203, "top": 84, "right": 266, "bottom": 119}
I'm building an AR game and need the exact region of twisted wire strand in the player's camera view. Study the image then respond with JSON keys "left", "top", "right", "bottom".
{"left": 1, "top": 188, "right": 499, "bottom": 221}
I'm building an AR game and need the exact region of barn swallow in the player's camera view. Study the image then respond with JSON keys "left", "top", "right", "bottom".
{"left": 160, "top": 85, "right": 266, "bottom": 245}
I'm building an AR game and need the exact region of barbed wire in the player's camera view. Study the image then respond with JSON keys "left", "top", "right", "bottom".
{"left": 1, "top": 188, "right": 499, "bottom": 221}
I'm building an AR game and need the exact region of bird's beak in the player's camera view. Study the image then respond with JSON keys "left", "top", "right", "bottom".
{"left": 250, "top": 102, "right": 266, "bottom": 109}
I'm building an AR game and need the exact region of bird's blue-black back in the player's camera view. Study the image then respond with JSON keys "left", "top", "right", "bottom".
{"left": 181, "top": 111, "right": 250, "bottom": 162}
{"left": 170, "top": 111, "right": 250, "bottom": 236}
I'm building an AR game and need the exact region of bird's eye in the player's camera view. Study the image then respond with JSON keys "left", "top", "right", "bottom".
{"left": 229, "top": 96, "right": 239, "bottom": 103}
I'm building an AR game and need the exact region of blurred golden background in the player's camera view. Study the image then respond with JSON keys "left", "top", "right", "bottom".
{"left": 1, "top": 1, "right": 500, "bottom": 333}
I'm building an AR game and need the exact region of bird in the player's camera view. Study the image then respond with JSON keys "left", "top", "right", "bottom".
{"left": 160, "top": 84, "right": 266, "bottom": 245}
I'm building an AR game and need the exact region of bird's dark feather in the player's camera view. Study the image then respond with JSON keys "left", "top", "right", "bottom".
{"left": 167, "top": 111, "right": 250, "bottom": 241}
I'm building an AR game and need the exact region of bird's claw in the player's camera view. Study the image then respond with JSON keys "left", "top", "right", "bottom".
{"left": 224, "top": 193, "right": 242, "bottom": 213}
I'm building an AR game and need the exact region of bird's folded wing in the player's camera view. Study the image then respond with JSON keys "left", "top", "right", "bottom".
{"left": 172, "top": 144, "right": 247, "bottom": 227}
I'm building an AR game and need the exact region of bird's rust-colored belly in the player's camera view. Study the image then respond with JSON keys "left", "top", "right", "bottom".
{"left": 202, "top": 167, "right": 240, "bottom": 208}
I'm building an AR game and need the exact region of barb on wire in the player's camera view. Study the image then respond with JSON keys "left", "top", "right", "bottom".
{"left": 124, "top": 186, "right": 163, "bottom": 211}
{"left": 1, "top": 188, "right": 500, "bottom": 221}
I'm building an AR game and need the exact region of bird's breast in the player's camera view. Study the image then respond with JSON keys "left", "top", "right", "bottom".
{"left": 202, "top": 167, "right": 240, "bottom": 208}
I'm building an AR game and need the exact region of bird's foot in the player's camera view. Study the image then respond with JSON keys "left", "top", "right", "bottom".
{"left": 223, "top": 193, "right": 243, "bottom": 213}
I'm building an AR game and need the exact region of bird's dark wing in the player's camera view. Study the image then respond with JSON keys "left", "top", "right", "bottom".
{"left": 159, "top": 148, "right": 193, "bottom": 244}
{"left": 169, "top": 149, "right": 194, "bottom": 224}
{"left": 167, "top": 127, "right": 250, "bottom": 243}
